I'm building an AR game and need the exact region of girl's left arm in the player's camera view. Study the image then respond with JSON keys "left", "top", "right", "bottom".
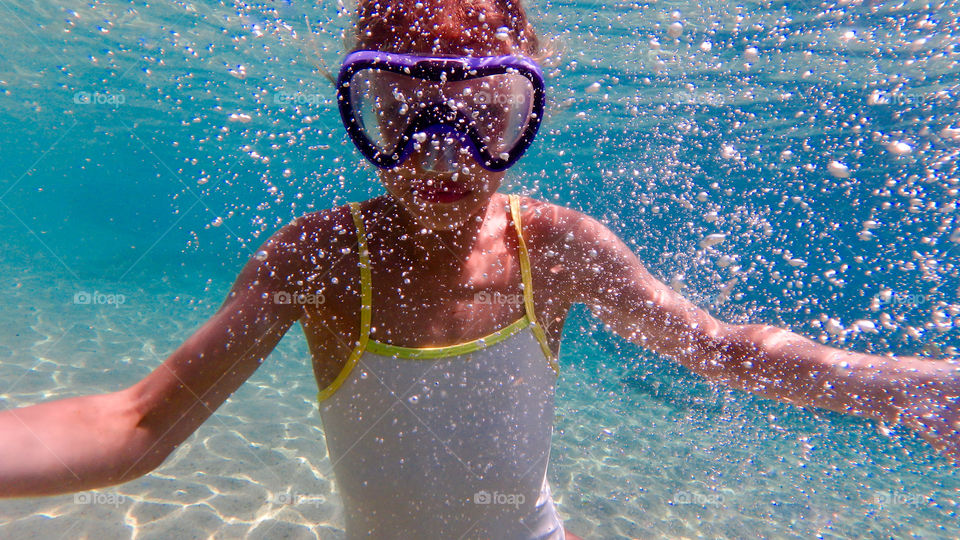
{"left": 532, "top": 203, "right": 960, "bottom": 461}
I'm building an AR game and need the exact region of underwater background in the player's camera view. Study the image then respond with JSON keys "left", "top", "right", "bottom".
{"left": 0, "top": 0, "right": 958, "bottom": 537}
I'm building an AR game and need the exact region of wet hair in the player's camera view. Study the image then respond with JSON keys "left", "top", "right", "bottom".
{"left": 348, "top": 0, "right": 542, "bottom": 58}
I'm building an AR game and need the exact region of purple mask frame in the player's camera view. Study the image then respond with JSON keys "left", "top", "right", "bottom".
{"left": 336, "top": 50, "right": 545, "bottom": 172}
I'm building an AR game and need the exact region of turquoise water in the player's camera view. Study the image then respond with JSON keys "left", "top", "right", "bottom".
{"left": 1, "top": 0, "right": 959, "bottom": 538}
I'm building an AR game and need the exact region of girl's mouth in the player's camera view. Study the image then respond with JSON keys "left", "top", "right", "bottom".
{"left": 411, "top": 176, "right": 473, "bottom": 203}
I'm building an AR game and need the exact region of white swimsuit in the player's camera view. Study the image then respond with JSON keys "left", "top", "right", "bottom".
{"left": 317, "top": 195, "right": 565, "bottom": 539}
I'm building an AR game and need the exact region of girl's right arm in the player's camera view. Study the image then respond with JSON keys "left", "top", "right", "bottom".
{"left": 0, "top": 216, "right": 322, "bottom": 498}
{"left": 523, "top": 200, "right": 960, "bottom": 463}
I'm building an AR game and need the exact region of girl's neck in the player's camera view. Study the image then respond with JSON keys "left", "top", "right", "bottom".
{"left": 368, "top": 192, "right": 499, "bottom": 257}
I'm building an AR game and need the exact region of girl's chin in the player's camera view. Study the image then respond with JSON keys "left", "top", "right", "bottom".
{"left": 413, "top": 187, "right": 473, "bottom": 204}
{"left": 408, "top": 175, "right": 473, "bottom": 204}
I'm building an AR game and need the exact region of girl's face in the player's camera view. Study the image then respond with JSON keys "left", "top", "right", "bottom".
{"left": 370, "top": 38, "right": 522, "bottom": 231}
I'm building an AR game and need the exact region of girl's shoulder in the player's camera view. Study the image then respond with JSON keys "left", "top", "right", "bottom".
{"left": 510, "top": 195, "right": 610, "bottom": 247}
{"left": 256, "top": 203, "right": 360, "bottom": 278}
{"left": 283, "top": 203, "right": 357, "bottom": 246}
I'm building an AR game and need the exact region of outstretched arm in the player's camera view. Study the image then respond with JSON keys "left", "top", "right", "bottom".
{"left": 534, "top": 203, "right": 960, "bottom": 461}
{"left": 0, "top": 219, "right": 315, "bottom": 497}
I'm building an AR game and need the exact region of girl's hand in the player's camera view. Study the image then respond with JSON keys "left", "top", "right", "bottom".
{"left": 891, "top": 358, "right": 960, "bottom": 464}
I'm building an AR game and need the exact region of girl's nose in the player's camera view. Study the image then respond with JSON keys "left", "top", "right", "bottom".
{"left": 418, "top": 133, "right": 460, "bottom": 173}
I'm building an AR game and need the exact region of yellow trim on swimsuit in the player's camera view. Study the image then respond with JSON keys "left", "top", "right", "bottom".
{"left": 316, "top": 196, "right": 558, "bottom": 402}
{"left": 509, "top": 195, "right": 559, "bottom": 374}
{"left": 316, "top": 203, "right": 372, "bottom": 402}
{"left": 366, "top": 314, "right": 532, "bottom": 359}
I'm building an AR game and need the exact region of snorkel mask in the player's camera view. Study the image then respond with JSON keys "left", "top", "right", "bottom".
{"left": 336, "top": 51, "right": 545, "bottom": 172}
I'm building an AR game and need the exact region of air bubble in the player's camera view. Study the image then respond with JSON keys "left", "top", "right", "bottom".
{"left": 699, "top": 233, "right": 726, "bottom": 248}
{"left": 827, "top": 161, "right": 850, "bottom": 178}
{"left": 667, "top": 22, "right": 683, "bottom": 38}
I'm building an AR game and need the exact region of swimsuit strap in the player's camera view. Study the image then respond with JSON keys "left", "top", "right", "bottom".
{"left": 508, "top": 194, "right": 558, "bottom": 372}
{"left": 350, "top": 202, "right": 374, "bottom": 336}
{"left": 316, "top": 202, "right": 372, "bottom": 401}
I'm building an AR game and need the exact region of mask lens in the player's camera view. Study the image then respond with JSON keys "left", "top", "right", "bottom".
{"left": 461, "top": 73, "right": 535, "bottom": 155}
{"left": 350, "top": 69, "right": 421, "bottom": 154}
{"left": 348, "top": 68, "right": 536, "bottom": 161}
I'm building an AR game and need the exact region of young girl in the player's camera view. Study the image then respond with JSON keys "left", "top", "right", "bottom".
{"left": 1, "top": 0, "right": 958, "bottom": 538}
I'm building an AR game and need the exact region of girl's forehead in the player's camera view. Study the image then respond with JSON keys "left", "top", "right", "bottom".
{"left": 363, "top": 34, "right": 517, "bottom": 57}
{"left": 352, "top": 0, "right": 536, "bottom": 57}
{"left": 355, "top": 13, "right": 520, "bottom": 56}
